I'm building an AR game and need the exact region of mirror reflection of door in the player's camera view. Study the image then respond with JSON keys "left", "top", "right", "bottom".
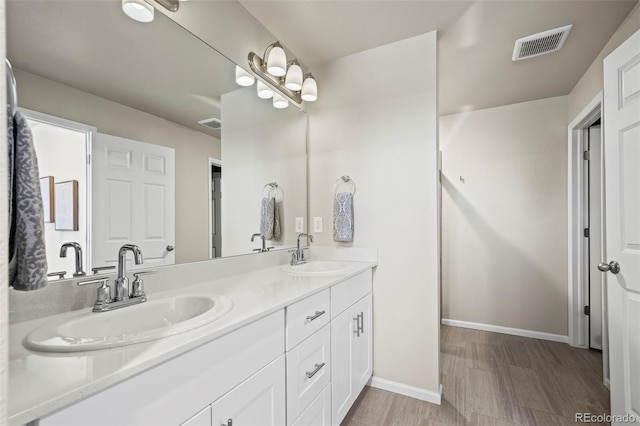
{"left": 22, "top": 109, "right": 93, "bottom": 280}
{"left": 92, "top": 133, "right": 176, "bottom": 270}
{"left": 210, "top": 159, "right": 222, "bottom": 259}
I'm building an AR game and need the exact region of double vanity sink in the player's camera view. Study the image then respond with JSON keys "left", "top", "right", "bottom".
{"left": 22, "top": 261, "right": 354, "bottom": 354}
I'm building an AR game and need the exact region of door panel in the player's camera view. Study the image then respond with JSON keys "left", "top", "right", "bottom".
{"left": 603, "top": 28, "right": 640, "bottom": 425}
{"left": 354, "top": 294, "right": 373, "bottom": 393}
{"left": 331, "top": 305, "right": 357, "bottom": 426}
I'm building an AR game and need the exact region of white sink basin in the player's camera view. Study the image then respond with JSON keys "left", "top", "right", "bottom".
{"left": 282, "top": 261, "right": 354, "bottom": 276}
{"left": 24, "top": 294, "right": 234, "bottom": 353}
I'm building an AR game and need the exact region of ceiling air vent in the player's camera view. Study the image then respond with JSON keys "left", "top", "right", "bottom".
{"left": 198, "top": 117, "right": 221, "bottom": 130}
{"left": 512, "top": 24, "right": 573, "bottom": 61}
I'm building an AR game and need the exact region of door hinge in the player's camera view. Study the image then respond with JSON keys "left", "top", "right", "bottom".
{"left": 585, "top": 306, "right": 590, "bottom": 316}
{"left": 583, "top": 150, "right": 590, "bottom": 161}
{"left": 584, "top": 228, "right": 590, "bottom": 238}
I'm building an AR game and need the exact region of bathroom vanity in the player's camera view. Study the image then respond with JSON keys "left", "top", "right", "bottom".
{"left": 8, "top": 257, "right": 375, "bottom": 426}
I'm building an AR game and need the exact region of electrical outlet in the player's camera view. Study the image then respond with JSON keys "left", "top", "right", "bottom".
{"left": 295, "top": 217, "right": 304, "bottom": 232}
{"left": 313, "top": 216, "right": 323, "bottom": 233}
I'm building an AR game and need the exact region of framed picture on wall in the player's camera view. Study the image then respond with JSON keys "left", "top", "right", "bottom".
{"left": 39, "top": 176, "right": 54, "bottom": 223}
{"left": 54, "top": 180, "right": 79, "bottom": 231}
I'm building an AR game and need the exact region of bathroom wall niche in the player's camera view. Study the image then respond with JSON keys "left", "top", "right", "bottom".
{"left": 6, "top": 1, "right": 307, "bottom": 277}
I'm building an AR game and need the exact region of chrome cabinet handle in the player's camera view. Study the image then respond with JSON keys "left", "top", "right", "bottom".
{"left": 598, "top": 261, "right": 620, "bottom": 274}
{"left": 358, "top": 312, "right": 364, "bottom": 334}
{"left": 305, "top": 362, "right": 326, "bottom": 378}
{"left": 353, "top": 316, "right": 360, "bottom": 337}
{"left": 306, "top": 310, "right": 326, "bottom": 322}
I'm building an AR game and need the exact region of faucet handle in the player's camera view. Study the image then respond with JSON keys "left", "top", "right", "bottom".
{"left": 132, "top": 270, "right": 156, "bottom": 298}
{"left": 78, "top": 277, "right": 112, "bottom": 307}
{"left": 92, "top": 265, "right": 116, "bottom": 275}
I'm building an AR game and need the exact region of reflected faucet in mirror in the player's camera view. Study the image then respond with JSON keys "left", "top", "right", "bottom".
{"left": 251, "top": 233, "right": 274, "bottom": 253}
{"left": 59, "top": 242, "right": 86, "bottom": 277}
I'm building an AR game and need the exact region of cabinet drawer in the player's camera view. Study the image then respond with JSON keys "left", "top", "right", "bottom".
{"left": 286, "top": 324, "right": 331, "bottom": 425}
{"left": 331, "top": 270, "right": 372, "bottom": 319}
{"left": 292, "top": 384, "right": 331, "bottom": 426}
{"left": 286, "top": 289, "right": 330, "bottom": 350}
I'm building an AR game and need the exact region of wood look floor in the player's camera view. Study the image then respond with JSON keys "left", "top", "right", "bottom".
{"left": 342, "top": 325, "right": 610, "bottom": 426}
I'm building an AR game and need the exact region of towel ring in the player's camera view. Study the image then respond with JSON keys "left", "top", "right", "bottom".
{"left": 333, "top": 175, "right": 356, "bottom": 196}
{"left": 262, "top": 182, "right": 284, "bottom": 201}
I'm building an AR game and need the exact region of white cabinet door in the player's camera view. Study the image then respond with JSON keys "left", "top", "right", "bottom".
{"left": 331, "top": 293, "right": 373, "bottom": 426}
{"left": 353, "top": 293, "right": 373, "bottom": 394}
{"left": 181, "top": 406, "right": 211, "bottom": 426}
{"left": 211, "top": 355, "right": 286, "bottom": 426}
{"left": 331, "top": 302, "right": 359, "bottom": 426}
{"left": 292, "top": 384, "right": 331, "bottom": 426}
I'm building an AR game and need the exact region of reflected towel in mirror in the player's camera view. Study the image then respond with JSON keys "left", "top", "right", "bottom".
{"left": 260, "top": 197, "right": 281, "bottom": 241}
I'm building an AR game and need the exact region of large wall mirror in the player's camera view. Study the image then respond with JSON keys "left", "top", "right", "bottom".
{"left": 7, "top": 1, "right": 308, "bottom": 279}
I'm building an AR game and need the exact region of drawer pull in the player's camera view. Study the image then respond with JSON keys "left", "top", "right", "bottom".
{"left": 305, "top": 362, "right": 326, "bottom": 378}
{"left": 306, "top": 310, "right": 326, "bottom": 322}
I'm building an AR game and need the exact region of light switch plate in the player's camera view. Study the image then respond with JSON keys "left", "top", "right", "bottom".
{"left": 313, "top": 216, "right": 323, "bottom": 233}
{"left": 295, "top": 217, "right": 304, "bottom": 232}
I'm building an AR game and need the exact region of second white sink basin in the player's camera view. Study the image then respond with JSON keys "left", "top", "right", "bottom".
{"left": 24, "top": 294, "right": 234, "bottom": 353}
{"left": 282, "top": 261, "right": 354, "bottom": 276}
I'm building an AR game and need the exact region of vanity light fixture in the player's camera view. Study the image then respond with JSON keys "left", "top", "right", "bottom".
{"left": 245, "top": 41, "right": 319, "bottom": 109}
{"left": 121, "top": 0, "right": 155, "bottom": 23}
{"left": 257, "top": 81, "right": 274, "bottom": 99}
{"left": 273, "top": 93, "right": 289, "bottom": 109}
{"left": 235, "top": 66, "right": 255, "bottom": 87}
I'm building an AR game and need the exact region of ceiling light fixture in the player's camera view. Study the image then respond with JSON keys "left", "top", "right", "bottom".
{"left": 235, "top": 66, "right": 255, "bottom": 87}
{"left": 121, "top": 0, "right": 155, "bottom": 23}
{"left": 245, "top": 41, "right": 319, "bottom": 109}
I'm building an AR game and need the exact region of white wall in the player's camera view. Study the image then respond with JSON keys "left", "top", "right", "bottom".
{"left": 221, "top": 87, "right": 307, "bottom": 256}
{"left": 440, "top": 96, "right": 568, "bottom": 336}
{"left": 14, "top": 69, "right": 220, "bottom": 264}
{"left": 308, "top": 32, "right": 440, "bottom": 394}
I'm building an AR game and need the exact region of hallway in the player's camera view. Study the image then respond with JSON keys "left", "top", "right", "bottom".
{"left": 343, "top": 325, "right": 609, "bottom": 425}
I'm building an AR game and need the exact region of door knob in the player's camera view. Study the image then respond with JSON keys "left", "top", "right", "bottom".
{"left": 598, "top": 261, "right": 620, "bottom": 274}
{"left": 166, "top": 245, "right": 174, "bottom": 252}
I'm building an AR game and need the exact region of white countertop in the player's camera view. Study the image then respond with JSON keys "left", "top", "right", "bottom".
{"left": 8, "top": 260, "right": 376, "bottom": 425}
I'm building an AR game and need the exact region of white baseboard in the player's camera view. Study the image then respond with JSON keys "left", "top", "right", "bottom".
{"left": 367, "top": 376, "right": 442, "bottom": 405}
{"left": 441, "top": 319, "right": 569, "bottom": 344}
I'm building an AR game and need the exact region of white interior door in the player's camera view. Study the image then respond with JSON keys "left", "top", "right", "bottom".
{"left": 93, "top": 133, "right": 175, "bottom": 270}
{"left": 603, "top": 28, "right": 640, "bottom": 426}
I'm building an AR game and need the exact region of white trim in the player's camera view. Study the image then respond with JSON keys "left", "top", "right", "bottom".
{"left": 367, "top": 377, "right": 442, "bottom": 405}
{"left": 208, "top": 157, "right": 222, "bottom": 260}
{"left": 441, "top": 318, "right": 569, "bottom": 343}
{"left": 567, "top": 93, "right": 603, "bottom": 348}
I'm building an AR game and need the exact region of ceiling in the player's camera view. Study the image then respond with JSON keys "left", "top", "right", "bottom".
{"left": 7, "top": 1, "right": 239, "bottom": 138}
{"left": 240, "top": 0, "right": 638, "bottom": 115}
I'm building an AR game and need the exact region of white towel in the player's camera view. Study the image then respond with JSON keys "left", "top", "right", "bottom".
{"left": 8, "top": 107, "right": 48, "bottom": 290}
{"left": 333, "top": 192, "right": 354, "bottom": 242}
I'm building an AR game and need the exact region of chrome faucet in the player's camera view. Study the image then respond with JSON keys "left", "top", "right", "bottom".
{"left": 115, "top": 244, "right": 144, "bottom": 301}
{"left": 60, "top": 242, "right": 86, "bottom": 277}
{"left": 251, "top": 233, "right": 274, "bottom": 253}
{"left": 291, "top": 233, "right": 314, "bottom": 266}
